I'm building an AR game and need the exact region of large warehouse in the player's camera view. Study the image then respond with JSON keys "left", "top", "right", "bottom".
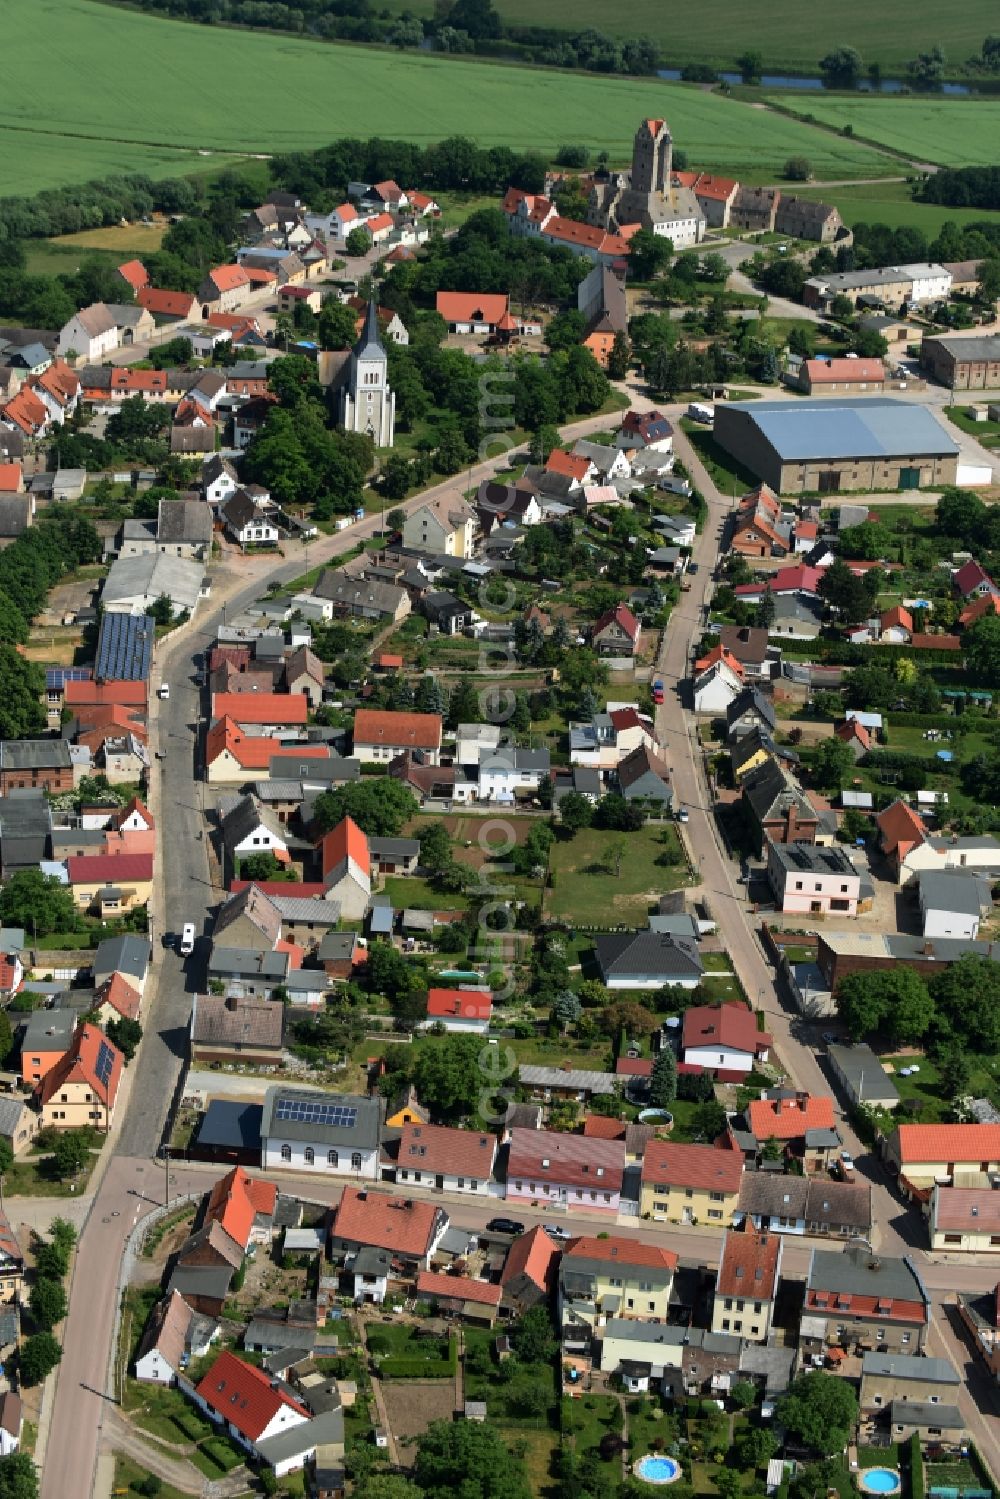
{"left": 713, "top": 397, "right": 960, "bottom": 495}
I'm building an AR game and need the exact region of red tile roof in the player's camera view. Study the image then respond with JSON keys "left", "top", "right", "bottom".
{"left": 110, "top": 797, "right": 154, "bottom": 831}
{"left": 507, "top": 1127, "right": 625, "bottom": 1193}
{"left": 415, "top": 1269, "right": 501, "bottom": 1306}
{"left": 65, "top": 680, "right": 147, "bottom": 708}
{"left": 592, "top": 602, "right": 640, "bottom": 643}
{"left": 375, "top": 652, "right": 403, "bottom": 668}
{"left": 747, "top": 1093, "right": 835, "bottom": 1141}
{"left": 209, "top": 264, "right": 251, "bottom": 293}
{"left": 960, "top": 593, "right": 1000, "bottom": 628}
{"left": 616, "top": 1057, "right": 653, "bottom": 1077}
{"left": 435, "top": 292, "right": 510, "bottom": 325}
{"left": 716, "top": 1227, "right": 781, "bottom": 1298}
{"left": 65, "top": 853, "right": 154, "bottom": 886}
{"left": 205, "top": 717, "right": 329, "bottom": 771}
{"left": 894, "top": 1123, "right": 1000, "bottom": 1165}
{"left": 204, "top": 1166, "right": 278, "bottom": 1251}
{"left": 0, "top": 463, "right": 22, "bottom": 492}
{"left": 682, "top": 1003, "right": 771, "bottom": 1059}
{"left": 117, "top": 259, "right": 149, "bottom": 291}
{"left": 426, "top": 988, "right": 492, "bottom": 1022}
{"left": 543, "top": 217, "right": 630, "bottom": 257}
{"left": 320, "top": 814, "right": 370, "bottom": 880}
{"left": 545, "top": 448, "right": 591, "bottom": 481}
{"left": 353, "top": 708, "right": 442, "bottom": 752}
{"left": 582, "top": 1115, "right": 627, "bottom": 1140}
{"left": 212, "top": 692, "right": 308, "bottom": 726}
{"left": 564, "top": 1234, "right": 677, "bottom": 1272}
{"left": 231, "top": 880, "right": 327, "bottom": 898}
{"left": 500, "top": 1224, "right": 559, "bottom": 1293}
{"left": 734, "top": 564, "right": 826, "bottom": 597}
{"left": 95, "top": 973, "right": 141, "bottom": 1022}
{"left": 876, "top": 799, "right": 927, "bottom": 858}
{"left": 195, "top": 1351, "right": 308, "bottom": 1442}
{"left": 933, "top": 1185, "right": 1000, "bottom": 1231}
{"left": 695, "top": 644, "right": 745, "bottom": 678}
{"left": 2, "top": 387, "right": 47, "bottom": 435}
{"left": 333, "top": 1186, "right": 442, "bottom": 1258}
{"left": 366, "top": 213, "right": 393, "bottom": 234}
{"left": 911, "top": 633, "right": 960, "bottom": 651}
{"left": 138, "top": 287, "right": 198, "bottom": 318}
{"left": 804, "top": 357, "right": 884, "bottom": 384}
{"left": 642, "top": 1140, "right": 744, "bottom": 1192}
{"left": 954, "top": 559, "right": 995, "bottom": 597}
{"left": 398, "top": 1122, "right": 496, "bottom": 1180}
{"left": 836, "top": 718, "right": 871, "bottom": 751}
{"left": 38, "top": 1023, "right": 123, "bottom": 1111}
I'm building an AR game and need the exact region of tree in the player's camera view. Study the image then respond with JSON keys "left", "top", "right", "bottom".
{"left": 649, "top": 1047, "right": 677, "bottom": 1107}
{"left": 930, "top": 955, "right": 1000, "bottom": 1052}
{"left": 367, "top": 942, "right": 416, "bottom": 1005}
{"left": 0, "top": 646, "right": 45, "bottom": 739}
{"left": 602, "top": 1000, "right": 657, "bottom": 1039}
{"left": 735, "top": 1428, "right": 778, "bottom": 1470}
{"left": 312, "top": 779, "right": 418, "bottom": 838}
{"left": 906, "top": 46, "right": 946, "bottom": 91}
{"left": 47, "top": 1131, "right": 91, "bottom": 1181}
{"left": 418, "top": 821, "right": 454, "bottom": 877}
{"left": 318, "top": 300, "right": 360, "bottom": 350}
{"left": 29, "top": 1278, "right": 67, "bottom": 1332}
{"left": 0, "top": 1452, "right": 39, "bottom": 1499}
{"left": 558, "top": 791, "right": 593, "bottom": 834}
{"left": 783, "top": 157, "right": 812, "bottom": 182}
{"left": 239, "top": 851, "right": 283, "bottom": 883}
{"left": 608, "top": 331, "right": 631, "bottom": 380}
{"left": 691, "top": 1100, "right": 727, "bottom": 1141}
{"left": 777, "top": 1371, "right": 858, "bottom": 1455}
{"left": 353, "top": 1480, "right": 421, "bottom": 1499}
{"left": 511, "top": 1305, "right": 558, "bottom": 1364}
{"left": 730, "top": 1380, "right": 758, "bottom": 1411}
{"left": 415, "top": 1419, "right": 532, "bottom": 1499}
{"left": 936, "top": 487, "right": 986, "bottom": 538}
{"left": 818, "top": 558, "right": 871, "bottom": 623}
{"left": 149, "top": 594, "right": 174, "bottom": 627}
{"left": 819, "top": 47, "right": 864, "bottom": 88}
{"left": 386, "top": 507, "right": 406, "bottom": 532}
{"left": 937, "top": 1043, "right": 971, "bottom": 1098}
{"left": 552, "top": 990, "right": 582, "bottom": 1033}
{"left": 964, "top": 614, "right": 1000, "bottom": 686}
{"left": 106, "top": 1017, "right": 142, "bottom": 1061}
{"left": 19, "top": 1331, "right": 62, "bottom": 1387}
{"left": 835, "top": 968, "right": 934, "bottom": 1045}
{"left": 812, "top": 736, "right": 854, "bottom": 792}
{"left": 0, "top": 869, "right": 77, "bottom": 938}
{"left": 736, "top": 49, "right": 764, "bottom": 83}
{"left": 412, "top": 1034, "right": 486, "bottom": 1119}
{"left": 345, "top": 227, "right": 372, "bottom": 257}
{"left": 0, "top": 1141, "right": 11, "bottom": 1181}
{"left": 628, "top": 228, "right": 673, "bottom": 281}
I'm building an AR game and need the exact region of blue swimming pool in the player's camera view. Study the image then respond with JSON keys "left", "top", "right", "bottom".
{"left": 635, "top": 1455, "right": 681, "bottom": 1486}
{"left": 859, "top": 1470, "right": 901, "bottom": 1495}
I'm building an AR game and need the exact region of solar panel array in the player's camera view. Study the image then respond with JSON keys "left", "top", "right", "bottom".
{"left": 95, "top": 611, "right": 154, "bottom": 682}
{"left": 274, "top": 1097, "right": 358, "bottom": 1129}
{"left": 95, "top": 1040, "right": 116, "bottom": 1089}
{"left": 45, "top": 667, "right": 92, "bottom": 689}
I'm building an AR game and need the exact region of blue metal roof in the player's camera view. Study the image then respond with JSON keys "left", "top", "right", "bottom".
{"left": 95, "top": 611, "right": 154, "bottom": 681}
{"left": 46, "top": 666, "right": 92, "bottom": 689}
{"left": 729, "top": 397, "right": 959, "bottom": 462}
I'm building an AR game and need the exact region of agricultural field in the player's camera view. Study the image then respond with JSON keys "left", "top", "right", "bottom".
{"left": 769, "top": 96, "right": 1000, "bottom": 167}
{"left": 794, "top": 180, "right": 1000, "bottom": 236}
{"left": 389, "top": 0, "right": 998, "bottom": 74}
{"left": 2, "top": 0, "right": 896, "bottom": 197}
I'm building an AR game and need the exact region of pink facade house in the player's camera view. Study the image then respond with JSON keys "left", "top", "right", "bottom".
{"left": 505, "top": 1128, "right": 624, "bottom": 1215}
{"left": 765, "top": 839, "right": 860, "bottom": 916}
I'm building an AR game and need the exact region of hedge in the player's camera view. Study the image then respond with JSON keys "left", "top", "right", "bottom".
{"left": 888, "top": 711, "right": 991, "bottom": 730}
{"left": 908, "top": 1434, "right": 924, "bottom": 1499}
{"left": 379, "top": 1346, "right": 457, "bottom": 1379}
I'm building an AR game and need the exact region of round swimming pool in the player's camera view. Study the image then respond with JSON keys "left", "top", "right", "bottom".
{"left": 858, "top": 1470, "right": 901, "bottom": 1495}
{"left": 635, "top": 1455, "right": 681, "bottom": 1486}
{"left": 638, "top": 1109, "right": 674, "bottom": 1126}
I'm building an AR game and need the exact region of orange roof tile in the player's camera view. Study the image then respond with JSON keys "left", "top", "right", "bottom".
{"left": 205, "top": 1166, "right": 277, "bottom": 1251}
{"left": 0, "top": 463, "right": 22, "bottom": 491}
{"left": 2, "top": 387, "right": 47, "bottom": 434}
{"left": 747, "top": 1093, "right": 835, "bottom": 1141}
{"left": 110, "top": 368, "right": 168, "bottom": 394}
{"left": 876, "top": 799, "right": 927, "bottom": 858}
{"left": 415, "top": 1269, "right": 500, "bottom": 1306}
{"left": 195, "top": 1351, "right": 308, "bottom": 1442}
{"left": 435, "top": 292, "right": 510, "bottom": 324}
{"left": 333, "top": 1186, "right": 442, "bottom": 1258}
{"left": 38, "top": 1023, "right": 123, "bottom": 1111}
{"left": 95, "top": 972, "right": 141, "bottom": 1022}
{"left": 695, "top": 644, "right": 745, "bottom": 677}
{"left": 545, "top": 448, "right": 591, "bottom": 481}
{"left": 564, "top": 1234, "right": 677, "bottom": 1272}
{"left": 352, "top": 708, "right": 441, "bottom": 752}
{"left": 117, "top": 259, "right": 149, "bottom": 291}
{"left": 399, "top": 1122, "right": 496, "bottom": 1180}
{"left": 212, "top": 692, "right": 308, "bottom": 726}
{"left": 499, "top": 1224, "right": 559, "bottom": 1293}
{"left": 716, "top": 1226, "right": 780, "bottom": 1298}
{"left": 65, "top": 680, "right": 147, "bottom": 709}
{"left": 209, "top": 264, "right": 251, "bottom": 293}
{"left": 641, "top": 1140, "right": 743, "bottom": 1192}
{"left": 138, "top": 287, "right": 198, "bottom": 318}
{"left": 426, "top": 988, "right": 492, "bottom": 1022}
{"left": 894, "top": 1123, "right": 1000, "bottom": 1165}
{"left": 582, "top": 1115, "right": 627, "bottom": 1140}
{"left": 320, "top": 814, "right": 370, "bottom": 880}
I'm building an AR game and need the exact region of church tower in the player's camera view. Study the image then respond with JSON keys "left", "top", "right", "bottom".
{"left": 630, "top": 117, "right": 672, "bottom": 196}
{"left": 338, "top": 299, "right": 395, "bottom": 448}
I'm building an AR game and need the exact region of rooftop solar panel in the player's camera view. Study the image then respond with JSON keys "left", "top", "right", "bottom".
{"left": 274, "top": 1097, "right": 358, "bottom": 1128}
{"left": 95, "top": 611, "right": 154, "bottom": 682}
{"left": 95, "top": 1040, "right": 115, "bottom": 1089}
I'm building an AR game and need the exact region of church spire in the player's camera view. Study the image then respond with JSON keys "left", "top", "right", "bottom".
{"left": 355, "top": 297, "right": 385, "bottom": 358}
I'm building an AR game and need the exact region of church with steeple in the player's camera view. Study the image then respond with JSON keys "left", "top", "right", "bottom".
{"left": 337, "top": 299, "right": 395, "bottom": 448}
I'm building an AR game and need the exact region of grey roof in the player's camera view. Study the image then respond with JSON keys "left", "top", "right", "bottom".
{"left": 246, "top": 1316, "right": 318, "bottom": 1352}
{"left": 828, "top": 1042, "right": 901, "bottom": 1105}
{"left": 93, "top": 934, "right": 151, "bottom": 985}
{"left": 743, "top": 760, "right": 813, "bottom": 825}
{"left": 253, "top": 778, "right": 303, "bottom": 803}
{"left": 103, "top": 552, "right": 204, "bottom": 612}
{"left": 158, "top": 498, "right": 213, "bottom": 546}
{"left": 368, "top": 836, "right": 420, "bottom": 861}
{"left": 196, "top": 1099, "right": 263, "bottom": 1153}
{"left": 807, "top": 1246, "right": 928, "bottom": 1305}
{"left": 727, "top": 688, "right": 776, "bottom": 732}
{"left": 270, "top": 896, "right": 341, "bottom": 927}
{"left": 725, "top": 397, "right": 959, "bottom": 462}
{"left": 738, "top": 1343, "right": 795, "bottom": 1396}
{"left": 769, "top": 842, "right": 857, "bottom": 878}
{"left": 355, "top": 298, "right": 385, "bottom": 358}
{"left": 0, "top": 740, "right": 72, "bottom": 772}
{"left": 208, "top": 946, "right": 289, "bottom": 982}
{"left": 256, "top": 1407, "right": 345, "bottom": 1467}
{"left": 595, "top": 930, "right": 704, "bottom": 982}
{"left": 603, "top": 1318, "right": 687, "bottom": 1347}
{"left": 0, "top": 1095, "right": 31, "bottom": 1140}
{"left": 890, "top": 1399, "right": 965, "bottom": 1430}
{"left": 648, "top": 913, "right": 700, "bottom": 939}
{"left": 0, "top": 496, "right": 32, "bottom": 537}
{"left": 313, "top": 571, "right": 406, "bottom": 616}
{"left": 738, "top": 1172, "right": 808, "bottom": 1218}
{"left": 561, "top": 1252, "right": 674, "bottom": 1291}
{"left": 318, "top": 931, "right": 357, "bottom": 962}
{"left": 261, "top": 1086, "right": 382, "bottom": 1148}
{"left": 166, "top": 1264, "right": 234, "bottom": 1303}
{"left": 220, "top": 795, "right": 287, "bottom": 854}
{"left": 924, "top": 334, "right": 1000, "bottom": 363}
{"left": 772, "top": 595, "right": 823, "bottom": 624}
{"left": 518, "top": 1065, "right": 617, "bottom": 1094}
{"left": 861, "top": 1352, "right": 959, "bottom": 1385}
{"left": 192, "top": 993, "right": 284, "bottom": 1050}
{"left": 918, "top": 869, "right": 992, "bottom": 918}
{"left": 273, "top": 756, "right": 359, "bottom": 785}
{"left": 284, "top": 968, "right": 329, "bottom": 993}
{"left": 95, "top": 610, "right": 154, "bottom": 681}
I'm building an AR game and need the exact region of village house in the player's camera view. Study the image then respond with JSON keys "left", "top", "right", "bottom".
{"left": 595, "top": 929, "right": 704, "bottom": 991}
{"left": 799, "top": 1246, "right": 930, "bottom": 1358}
{"left": 421, "top": 988, "right": 493, "bottom": 1035}
{"left": 319, "top": 815, "right": 372, "bottom": 920}
{"left": 330, "top": 1186, "right": 449, "bottom": 1285}
{"left": 393, "top": 1121, "right": 497, "bottom": 1195}
{"left": 742, "top": 760, "right": 818, "bottom": 851}
{"left": 766, "top": 841, "right": 861, "bottom": 916}
{"left": 37, "top": 1023, "right": 124, "bottom": 1131}
{"left": 402, "top": 495, "right": 476, "bottom": 558}
{"left": 190, "top": 993, "right": 285, "bottom": 1068}
{"left": 261, "top": 1087, "right": 382, "bottom": 1179}
{"left": 640, "top": 1141, "right": 744, "bottom": 1224}
{"left": 559, "top": 1235, "right": 678, "bottom": 1331}
{"left": 734, "top": 1092, "right": 840, "bottom": 1173}
{"left": 506, "top": 1128, "right": 625, "bottom": 1215}
{"left": 198, "top": 265, "right": 253, "bottom": 315}
{"left": 191, "top": 1351, "right": 312, "bottom": 1473}
{"left": 681, "top": 1003, "right": 772, "bottom": 1079}
{"left": 591, "top": 603, "right": 641, "bottom": 658}
{"left": 711, "top": 1227, "right": 782, "bottom": 1343}
{"left": 734, "top": 1173, "right": 873, "bottom": 1239}
{"left": 731, "top": 486, "right": 793, "bottom": 559}
{"left": 500, "top": 1226, "right": 560, "bottom": 1316}
{"left": 928, "top": 1184, "right": 1000, "bottom": 1253}
{"left": 352, "top": 709, "right": 441, "bottom": 765}
{"left": 134, "top": 1290, "right": 219, "bottom": 1386}
{"left": 885, "top": 1123, "right": 1000, "bottom": 1194}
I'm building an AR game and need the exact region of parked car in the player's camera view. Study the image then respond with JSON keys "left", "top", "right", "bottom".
{"left": 542, "top": 1223, "right": 571, "bottom": 1242}
{"left": 486, "top": 1218, "right": 524, "bottom": 1237}
{"left": 180, "top": 922, "right": 196, "bottom": 956}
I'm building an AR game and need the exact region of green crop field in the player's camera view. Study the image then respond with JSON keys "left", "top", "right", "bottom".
{"left": 0, "top": 0, "right": 897, "bottom": 199}
{"left": 793, "top": 181, "right": 1000, "bottom": 235}
{"left": 770, "top": 96, "right": 1000, "bottom": 167}
{"left": 393, "top": 0, "right": 998, "bottom": 74}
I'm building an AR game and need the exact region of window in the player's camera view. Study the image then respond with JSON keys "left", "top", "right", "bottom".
{"left": 281, "top": 1144, "right": 291, "bottom": 1161}
{"left": 304, "top": 1146, "right": 315, "bottom": 1165}
{"left": 873, "top": 1395, "right": 883, "bottom": 1407}
{"left": 328, "top": 1149, "right": 339, "bottom": 1166}
{"left": 351, "top": 1152, "right": 362, "bottom": 1170}
{"left": 708, "top": 1209, "right": 722, "bottom": 1221}
{"left": 725, "top": 1298, "right": 733, "bottom": 1311}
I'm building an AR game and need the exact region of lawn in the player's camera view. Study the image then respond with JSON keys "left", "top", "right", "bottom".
{"left": 792, "top": 181, "right": 1000, "bottom": 237}
{"left": 769, "top": 96, "right": 1000, "bottom": 168}
{"left": 879, "top": 1051, "right": 1000, "bottom": 1120}
{"left": 390, "top": 0, "right": 997, "bottom": 72}
{"left": 679, "top": 421, "right": 763, "bottom": 499}
{"left": 545, "top": 823, "right": 689, "bottom": 923}
{"left": 114, "top": 1457, "right": 191, "bottom": 1499}
{"left": 0, "top": 0, "right": 895, "bottom": 201}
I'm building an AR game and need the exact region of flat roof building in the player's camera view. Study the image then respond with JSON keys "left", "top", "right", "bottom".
{"left": 713, "top": 397, "right": 959, "bottom": 496}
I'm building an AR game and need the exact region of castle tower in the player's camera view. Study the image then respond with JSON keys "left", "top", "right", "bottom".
{"left": 338, "top": 299, "right": 395, "bottom": 448}
{"left": 631, "top": 117, "right": 672, "bottom": 197}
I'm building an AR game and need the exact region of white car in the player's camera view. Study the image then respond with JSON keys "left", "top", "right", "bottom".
{"left": 542, "top": 1223, "right": 571, "bottom": 1242}
{"left": 157, "top": 684, "right": 170, "bottom": 700}
{"left": 179, "top": 922, "right": 196, "bottom": 956}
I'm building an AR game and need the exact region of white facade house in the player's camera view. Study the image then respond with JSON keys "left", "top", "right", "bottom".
{"left": 260, "top": 1088, "right": 382, "bottom": 1179}
{"left": 918, "top": 870, "right": 991, "bottom": 940}
{"left": 900, "top": 834, "right": 1000, "bottom": 884}
{"left": 134, "top": 1291, "right": 218, "bottom": 1386}
{"left": 478, "top": 748, "right": 550, "bottom": 802}
{"left": 693, "top": 660, "right": 743, "bottom": 714}
{"left": 203, "top": 457, "right": 239, "bottom": 508}
{"left": 900, "top": 263, "right": 952, "bottom": 305}
{"left": 394, "top": 1122, "right": 497, "bottom": 1196}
